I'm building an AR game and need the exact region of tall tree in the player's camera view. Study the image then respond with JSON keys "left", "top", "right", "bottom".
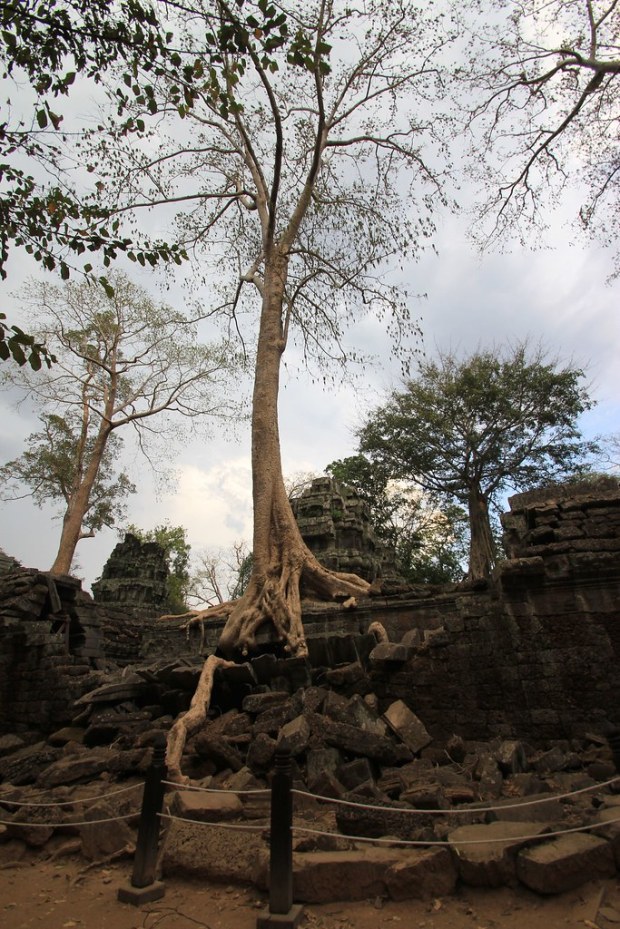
{"left": 326, "top": 455, "right": 468, "bottom": 585}
{"left": 96, "top": 0, "right": 451, "bottom": 670}
{"left": 1, "top": 271, "right": 238, "bottom": 574}
{"left": 457, "top": 0, "right": 620, "bottom": 269}
{"left": 358, "top": 344, "right": 597, "bottom": 580}
{"left": 1, "top": 413, "right": 135, "bottom": 555}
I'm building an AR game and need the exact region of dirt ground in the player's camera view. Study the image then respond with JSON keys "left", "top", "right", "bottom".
{"left": 0, "top": 853, "right": 616, "bottom": 929}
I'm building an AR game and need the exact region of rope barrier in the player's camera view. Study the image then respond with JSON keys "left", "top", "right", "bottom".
{"left": 0, "top": 782, "right": 142, "bottom": 809}
{"left": 162, "top": 779, "right": 269, "bottom": 796}
{"left": 158, "top": 811, "right": 266, "bottom": 832}
{"left": 0, "top": 811, "right": 139, "bottom": 828}
{"left": 291, "top": 813, "right": 620, "bottom": 847}
{"left": 291, "top": 774, "right": 620, "bottom": 816}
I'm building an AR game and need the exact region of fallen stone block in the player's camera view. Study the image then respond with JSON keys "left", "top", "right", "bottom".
{"left": 291, "top": 849, "right": 398, "bottom": 902}
{"left": 278, "top": 715, "right": 311, "bottom": 756}
{"left": 161, "top": 818, "right": 268, "bottom": 884}
{"left": 517, "top": 832, "right": 615, "bottom": 894}
{"left": 448, "top": 821, "right": 552, "bottom": 887}
{"left": 383, "top": 701, "right": 432, "bottom": 755}
{"left": 169, "top": 788, "right": 243, "bottom": 822}
{"left": 385, "top": 847, "right": 458, "bottom": 901}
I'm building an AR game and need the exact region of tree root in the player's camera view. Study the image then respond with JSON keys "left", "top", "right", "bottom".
{"left": 368, "top": 621, "right": 389, "bottom": 643}
{"left": 165, "top": 654, "right": 237, "bottom": 785}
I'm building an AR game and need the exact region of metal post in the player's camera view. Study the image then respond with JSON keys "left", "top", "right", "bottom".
{"left": 117, "top": 731, "right": 167, "bottom": 905}
{"left": 256, "top": 749, "right": 304, "bottom": 929}
{"left": 607, "top": 729, "right": 620, "bottom": 773}
{"left": 270, "top": 750, "right": 294, "bottom": 914}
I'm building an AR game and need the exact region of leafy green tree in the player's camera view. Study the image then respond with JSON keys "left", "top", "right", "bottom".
{"left": 0, "top": 314, "right": 56, "bottom": 369}
{"left": 326, "top": 455, "right": 467, "bottom": 585}
{"left": 457, "top": 0, "right": 620, "bottom": 271}
{"left": 1, "top": 271, "right": 238, "bottom": 574}
{"left": 127, "top": 523, "right": 191, "bottom": 613}
{"left": 1, "top": 412, "right": 135, "bottom": 544}
{"left": 358, "top": 344, "right": 598, "bottom": 580}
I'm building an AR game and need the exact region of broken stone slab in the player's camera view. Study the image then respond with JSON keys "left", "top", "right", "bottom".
{"left": 448, "top": 821, "right": 553, "bottom": 887}
{"left": 253, "top": 702, "right": 297, "bottom": 736}
{"left": 517, "top": 832, "right": 616, "bottom": 894}
{"left": 383, "top": 700, "right": 432, "bottom": 755}
{"left": 36, "top": 747, "right": 147, "bottom": 788}
{"left": 488, "top": 793, "right": 563, "bottom": 823}
{"left": 290, "top": 848, "right": 402, "bottom": 903}
{"left": 169, "top": 789, "right": 243, "bottom": 822}
{"left": 306, "top": 747, "right": 343, "bottom": 791}
{"left": 336, "top": 799, "right": 432, "bottom": 842}
{"left": 161, "top": 818, "right": 268, "bottom": 885}
{"left": 192, "top": 734, "right": 244, "bottom": 772}
{"left": 246, "top": 732, "right": 277, "bottom": 772}
{"left": 337, "top": 758, "right": 376, "bottom": 792}
{"left": 385, "top": 847, "right": 458, "bottom": 901}
{"left": 73, "top": 674, "right": 149, "bottom": 706}
{"left": 0, "top": 742, "right": 60, "bottom": 786}
{"left": 305, "top": 712, "right": 413, "bottom": 767}
{"left": 368, "top": 642, "right": 414, "bottom": 667}
{"left": 79, "top": 801, "right": 136, "bottom": 860}
{"left": 277, "top": 715, "right": 311, "bottom": 756}
{"left": 242, "top": 691, "right": 292, "bottom": 714}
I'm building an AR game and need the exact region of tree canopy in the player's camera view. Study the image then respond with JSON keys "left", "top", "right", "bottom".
{"left": 458, "top": 0, "right": 620, "bottom": 270}
{"left": 358, "top": 343, "right": 598, "bottom": 579}
{"left": 1, "top": 271, "right": 238, "bottom": 574}
{"left": 1, "top": 412, "right": 135, "bottom": 546}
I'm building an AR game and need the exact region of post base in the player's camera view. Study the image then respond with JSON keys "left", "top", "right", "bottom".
{"left": 256, "top": 904, "right": 304, "bottom": 929}
{"left": 117, "top": 881, "right": 166, "bottom": 906}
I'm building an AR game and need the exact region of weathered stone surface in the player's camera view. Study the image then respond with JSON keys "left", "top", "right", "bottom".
{"left": 305, "top": 746, "right": 342, "bottom": 784}
{"left": 369, "top": 643, "right": 413, "bottom": 667}
{"left": 192, "top": 735, "right": 244, "bottom": 772}
{"left": 161, "top": 818, "right": 267, "bottom": 884}
{"left": 0, "top": 742, "right": 60, "bottom": 786}
{"left": 385, "top": 847, "right": 458, "bottom": 901}
{"left": 277, "top": 715, "right": 310, "bottom": 756}
{"left": 489, "top": 793, "right": 563, "bottom": 823}
{"left": 242, "top": 692, "right": 291, "bottom": 714}
{"left": 246, "top": 732, "right": 277, "bottom": 771}
{"left": 448, "top": 821, "right": 552, "bottom": 887}
{"left": 306, "top": 712, "right": 412, "bottom": 766}
{"left": 291, "top": 849, "right": 397, "bottom": 902}
{"left": 383, "top": 700, "right": 432, "bottom": 754}
{"left": 79, "top": 802, "right": 136, "bottom": 860}
{"left": 517, "top": 833, "right": 616, "bottom": 893}
{"left": 337, "top": 758, "right": 376, "bottom": 791}
{"left": 169, "top": 789, "right": 243, "bottom": 822}
{"left": 336, "top": 800, "right": 431, "bottom": 842}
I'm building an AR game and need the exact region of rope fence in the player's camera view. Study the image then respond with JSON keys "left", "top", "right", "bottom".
{"left": 2, "top": 732, "right": 620, "bottom": 926}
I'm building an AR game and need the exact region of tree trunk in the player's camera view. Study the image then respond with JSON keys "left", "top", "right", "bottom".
{"left": 217, "top": 251, "right": 370, "bottom": 656}
{"left": 49, "top": 426, "right": 111, "bottom": 575}
{"left": 467, "top": 484, "right": 496, "bottom": 580}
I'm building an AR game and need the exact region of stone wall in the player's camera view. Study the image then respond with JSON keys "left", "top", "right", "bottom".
{"left": 1, "top": 481, "right": 619, "bottom": 745}
{"left": 0, "top": 571, "right": 102, "bottom": 735}
{"left": 372, "top": 482, "right": 620, "bottom": 742}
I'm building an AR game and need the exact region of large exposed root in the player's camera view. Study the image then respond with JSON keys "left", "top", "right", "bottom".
{"left": 164, "top": 545, "right": 372, "bottom": 779}
{"left": 165, "top": 654, "right": 237, "bottom": 785}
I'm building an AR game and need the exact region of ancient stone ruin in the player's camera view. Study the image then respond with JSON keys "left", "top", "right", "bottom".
{"left": 1, "top": 479, "right": 620, "bottom": 902}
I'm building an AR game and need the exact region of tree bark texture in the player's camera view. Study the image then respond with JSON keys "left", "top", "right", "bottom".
{"left": 467, "top": 484, "right": 496, "bottom": 580}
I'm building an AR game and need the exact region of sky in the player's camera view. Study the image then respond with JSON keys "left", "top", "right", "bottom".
{"left": 0, "top": 3, "right": 618, "bottom": 593}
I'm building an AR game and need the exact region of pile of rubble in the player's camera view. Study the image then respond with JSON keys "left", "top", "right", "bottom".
{"left": 2, "top": 652, "right": 620, "bottom": 902}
